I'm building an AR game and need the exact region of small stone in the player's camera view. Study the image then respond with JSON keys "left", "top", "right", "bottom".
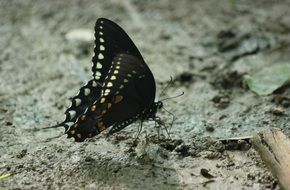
{"left": 205, "top": 125, "right": 215, "bottom": 132}
{"left": 6, "top": 121, "right": 13, "bottom": 126}
{"left": 247, "top": 173, "right": 256, "bottom": 180}
{"left": 212, "top": 93, "right": 230, "bottom": 109}
{"left": 174, "top": 144, "right": 190, "bottom": 157}
{"left": 200, "top": 168, "right": 214, "bottom": 178}
{"left": 271, "top": 106, "right": 284, "bottom": 115}
{"left": 16, "top": 149, "right": 27, "bottom": 159}
{"left": 65, "top": 29, "right": 94, "bottom": 42}
{"left": 85, "top": 156, "right": 95, "bottom": 162}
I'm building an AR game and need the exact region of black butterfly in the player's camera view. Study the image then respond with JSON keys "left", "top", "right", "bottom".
{"left": 53, "top": 18, "right": 164, "bottom": 142}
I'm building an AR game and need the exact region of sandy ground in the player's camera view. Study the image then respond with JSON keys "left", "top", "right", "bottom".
{"left": 1, "top": 0, "right": 290, "bottom": 189}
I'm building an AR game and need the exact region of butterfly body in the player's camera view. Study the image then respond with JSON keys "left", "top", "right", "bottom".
{"left": 54, "top": 18, "right": 163, "bottom": 142}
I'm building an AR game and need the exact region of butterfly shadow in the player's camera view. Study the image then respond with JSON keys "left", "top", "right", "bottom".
{"left": 77, "top": 143, "right": 181, "bottom": 190}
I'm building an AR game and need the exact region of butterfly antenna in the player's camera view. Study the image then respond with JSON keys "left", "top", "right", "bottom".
{"left": 160, "top": 91, "right": 184, "bottom": 102}
{"left": 159, "top": 76, "right": 174, "bottom": 100}
{"left": 42, "top": 123, "right": 64, "bottom": 130}
{"left": 43, "top": 134, "right": 63, "bottom": 142}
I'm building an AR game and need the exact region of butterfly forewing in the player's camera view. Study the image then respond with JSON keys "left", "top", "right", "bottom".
{"left": 92, "top": 18, "right": 144, "bottom": 82}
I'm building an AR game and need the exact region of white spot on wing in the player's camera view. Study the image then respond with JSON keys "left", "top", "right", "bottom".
{"left": 113, "top": 70, "right": 118, "bottom": 74}
{"left": 99, "top": 32, "right": 103, "bottom": 35}
{"left": 98, "top": 53, "right": 104, "bottom": 59}
{"left": 96, "top": 71, "right": 101, "bottom": 77}
{"left": 92, "top": 81, "right": 98, "bottom": 87}
{"left": 64, "top": 122, "right": 75, "bottom": 132}
{"left": 96, "top": 62, "right": 102, "bottom": 69}
{"left": 124, "top": 79, "right": 128, "bottom": 83}
{"left": 74, "top": 98, "right": 81, "bottom": 106}
{"left": 111, "top": 75, "right": 116, "bottom": 80}
{"left": 68, "top": 110, "right": 76, "bottom": 119}
{"left": 107, "top": 82, "right": 113, "bottom": 87}
{"left": 84, "top": 88, "right": 90, "bottom": 96}
{"left": 65, "top": 122, "right": 74, "bottom": 127}
{"left": 100, "top": 45, "right": 105, "bottom": 51}
{"left": 100, "top": 38, "right": 104, "bottom": 43}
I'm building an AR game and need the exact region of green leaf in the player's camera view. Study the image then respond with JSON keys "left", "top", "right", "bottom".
{"left": 245, "top": 63, "right": 290, "bottom": 95}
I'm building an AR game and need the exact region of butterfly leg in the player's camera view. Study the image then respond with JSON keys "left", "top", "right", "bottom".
{"left": 155, "top": 117, "right": 171, "bottom": 139}
{"left": 135, "top": 121, "right": 143, "bottom": 140}
{"left": 154, "top": 119, "right": 162, "bottom": 141}
{"left": 162, "top": 107, "right": 176, "bottom": 129}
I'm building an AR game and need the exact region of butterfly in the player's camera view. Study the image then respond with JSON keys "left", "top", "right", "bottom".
{"left": 52, "top": 18, "right": 164, "bottom": 142}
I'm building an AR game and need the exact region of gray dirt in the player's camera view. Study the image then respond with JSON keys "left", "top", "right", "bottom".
{"left": 1, "top": 0, "right": 290, "bottom": 189}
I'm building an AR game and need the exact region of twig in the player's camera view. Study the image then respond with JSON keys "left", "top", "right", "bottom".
{"left": 251, "top": 128, "right": 290, "bottom": 190}
{"left": 0, "top": 173, "right": 13, "bottom": 180}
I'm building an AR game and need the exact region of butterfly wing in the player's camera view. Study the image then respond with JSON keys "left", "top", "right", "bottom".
{"left": 53, "top": 18, "right": 157, "bottom": 142}
{"left": 66, "top": 54, "right": 156, "bottom": 142}
{"left": 92, "top": 18, "right": 144, "bottom": 81}
{"left": 52, "top": 79, "right": 101, "bottom": 131}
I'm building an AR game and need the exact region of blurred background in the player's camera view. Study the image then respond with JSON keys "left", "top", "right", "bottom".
{"left": 1, "top": 0, "right": 290, "bottom": 189}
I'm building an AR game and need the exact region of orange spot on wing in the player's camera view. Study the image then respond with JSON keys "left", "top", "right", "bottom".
{"left": 98, "top": 122, "right": 104, "bottom": 127}
{"left": 114, "top": 95, "right": 123, "bottom": 103}
{"left": 70, "top": 130, "right": 75, "bottom": 134}
{"left": 100, "top": 97, "right": 106, "bottom": 103}
{"left": 91, "top": 105, "right": 97, "bottom": 111}
{"left": 81, "top": 115, "right": 86, "bottom": 120}
{"left": 76, "top": 133, "right": 82, "bottom": 139}
{"left": 98, "top": 121, "right": 106, "bottom": 131}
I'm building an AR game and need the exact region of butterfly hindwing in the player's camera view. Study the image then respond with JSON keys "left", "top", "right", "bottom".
{"left": 56, "top": 79, "right": 101, "bottom": 132}
{"left": 66, "top": 54, "right": 156, "bottom": 141}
